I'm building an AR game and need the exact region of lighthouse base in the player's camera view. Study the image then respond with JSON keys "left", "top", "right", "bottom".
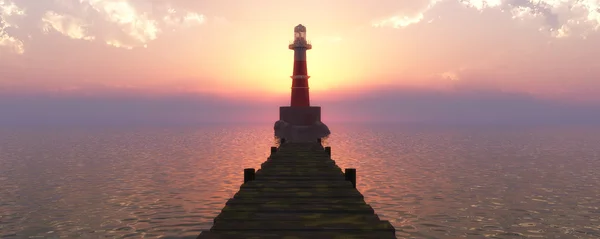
{"left": 275, "top": 106, "right": 330, "bottom": 142}
{"left": 279, "top": 106, "right": 321, "bottom": 126}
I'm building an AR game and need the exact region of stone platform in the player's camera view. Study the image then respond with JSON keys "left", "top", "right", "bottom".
{"left": 279, "top": 106, "right": 321, "bottom": 126}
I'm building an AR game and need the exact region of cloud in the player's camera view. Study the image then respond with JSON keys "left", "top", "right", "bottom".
{"left": 41, "top": 0, "right": 205, "bottom": 49}
{"left": 439, "top": 71, "right": 460, "bottom": 81}
{"left": 0, "top": 0, "right": 25, "bottom": 54}
{"left": 374, "top": 0, "right": 600, "bottom": 38}
{"left": 42, "top": 11, "right": 94, "bottom": 40}
{"left": 371, "top": 0, "right": 440, "bottom": 28}
{"left": 163, "top": 8, "right": 205, "bottom": 28}
{"left": 373, "top": 0, "right": 442, "bottom": 28}
{"left": 373, "top": 14, "right": 426, "bottom": 28}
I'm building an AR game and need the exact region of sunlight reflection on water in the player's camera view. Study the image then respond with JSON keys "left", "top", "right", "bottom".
{"left": 0, "top": 124, "right": 599, "bottom": 238}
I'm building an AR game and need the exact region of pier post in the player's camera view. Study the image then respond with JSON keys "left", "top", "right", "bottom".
{"left": 325, "top": 146, "right": 331, "bottom": 156}
{"left": 345, "top": 168, "right": 356, "bottom": 188}
{"left": 270, "top": 146, "right": 277, "bottom": 154}
{"left": 244, "top": 168, "right": 255, "bottom": 183}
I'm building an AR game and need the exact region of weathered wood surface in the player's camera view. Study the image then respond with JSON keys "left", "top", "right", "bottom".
{"left": 196, "top": 142, "right": 396, "bottom": 239}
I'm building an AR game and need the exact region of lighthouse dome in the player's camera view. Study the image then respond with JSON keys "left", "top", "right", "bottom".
{"left": 294, "top": 24, "right": 306, "bottom": 32}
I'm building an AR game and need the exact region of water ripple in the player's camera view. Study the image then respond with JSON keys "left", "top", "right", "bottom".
{"left": 1, "top": 124, "right": 599, "bottom": 238}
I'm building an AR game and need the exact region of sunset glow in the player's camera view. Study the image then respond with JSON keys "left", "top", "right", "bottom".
{"left": 2, "top": 0, "right": 600, "bottom": 124}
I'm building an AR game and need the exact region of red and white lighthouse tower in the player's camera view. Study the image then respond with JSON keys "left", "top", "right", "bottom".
{"left": 275, "top": 24, "right": 330, "bottom": 141}
{"left": 278, "top": 24, "right": 322, "bottom": 126}
{"left": 289, "top": 24, "right": 312, "bottom": 107}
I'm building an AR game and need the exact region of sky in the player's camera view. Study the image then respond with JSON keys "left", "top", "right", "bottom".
{"left": 1, "top": 0, "right": 600, "bottom": 125}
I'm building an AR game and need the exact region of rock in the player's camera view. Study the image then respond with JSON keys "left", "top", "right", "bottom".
{"left": 274, "top": 120, "right": 331, "bottom": 142}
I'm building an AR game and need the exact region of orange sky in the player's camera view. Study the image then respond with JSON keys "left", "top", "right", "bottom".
{"left": 1, "top": 0, "right": 600, "bottom": 104}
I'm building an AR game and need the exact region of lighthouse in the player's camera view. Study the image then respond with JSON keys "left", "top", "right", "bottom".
{"left": 274, "top": 24, "right": 330, "bottom": 142}
{"left": 289, "top": 24, "right": 312, "bottom": 107}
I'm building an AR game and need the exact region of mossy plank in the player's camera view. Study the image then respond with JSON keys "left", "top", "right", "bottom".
{"left": 210, "top": 219, "right": 395, "bottom": 231}
{"left": 259, "top": 168, "right": 341, "bottom": 172}
{"left": 232, "top": 190, "right": 364, "bottom": 199}
{"left": 267, "top": 160, "right": 333, "bottom": 163}
{"left": 254, "top": 171, "right": 344, "bottom": 177}
{"left": 260, "top": 163, "right": 338, "bottom": 168}
{"left": 262, "top": 161, "right": 335, "bottom": 165}
{"left": 267, "top": 155, "right": 331, "bottom": 158}
{"left": 214, "top": 212, "right": 382, "bottom": 222}
{"left": 262, "top": 162, "right": 333, "bottom": 165}
{"left": 231, "top": 193, "right": 364, "bottom": 200}
{"left": 266, "top": 160, "right": 333, "bottom": 163}
{"left": 237, "top": 187, "right": 359, "bottom": 195}
{"left": 254, "top": 172, "right": 345, "bottom": 178}
{"left": 270, "top": 152, "right": 328, "bottom": 156}
{"left": 241, "top": 180, "right": 353, "bottom": 189}
{"left": 224, "top": 198, "right": 369, "bottom": 205}
{"left": 259, "top": 166, "right": 340, "bottom": 171}
{"left": 254, "top": 176, "right": 347, "bottom": 181}
{"left": 220, "top": 203, "right": 375, "bottom": 213}
{"left": 197, "top": 230, "right": 397, "bottom": 239}
{"left": 265, "top": 156, "right": 329, "bottom": 159}
{"left": 257, "top": 167, "right": 342, "bottom": 172}
{"left": 257, "top": 168, "right": 341, "bottom": 173}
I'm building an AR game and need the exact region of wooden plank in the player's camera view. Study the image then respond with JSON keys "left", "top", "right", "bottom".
{"left": 220, "top": 203, "right": 375, "bottom": 213}
{"left": 254, "top": 175, "right": 347, "bottom": 181}
{"left": 213, "top": 212, "right": 382, "bottom": 222}
{"left": 236, "top": 187, "right": 358, "bottom": 194}
{"left": 240, "top": 180, "right": 353, "bottom": 188}
{"left": 210, "top": 219, "right": 395, "bottom": 231}
{"left": 197, "top": 230, "right": 397, "bottom": 239}
{"left": 223, "top": 198, "right": 369, "bottom": 205}
{"left": 259, "top": 166, "right": 340, "bottom": 171}
{"left": 232, "top": 190, "right": 365, "bottom": 199}
{"left": 260, "top": 162, "right": 338, "bottom": 168}
{"left": 254, "top": 172, "right": 345, "bottom": 177}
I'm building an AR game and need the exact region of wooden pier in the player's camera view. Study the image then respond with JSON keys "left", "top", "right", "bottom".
{"left": 196, "top": 142, "right": 396, "bottom": 239}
